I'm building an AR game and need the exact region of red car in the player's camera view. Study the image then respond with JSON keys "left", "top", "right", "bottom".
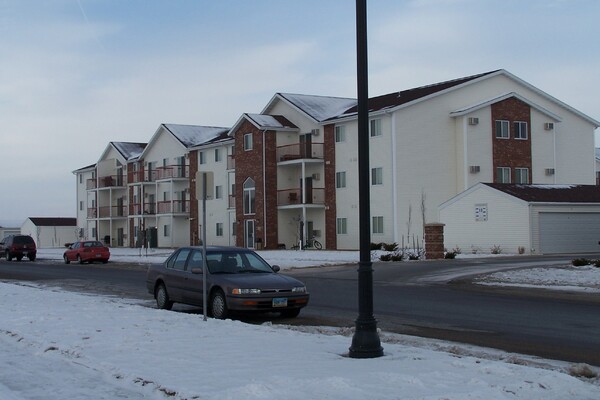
{"left": 64, "top": 241, "right": 110, "bottom": 264}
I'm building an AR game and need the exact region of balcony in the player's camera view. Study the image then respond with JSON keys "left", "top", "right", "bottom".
{"left": 277, "top": 142, "right": 324, "bottom": 162}
{"left": 86, "top": 179, "right": 97, "bottom": 190}
{"left": 87, "top": 208, "right": 97, "bottom": 218}
{"left": 228, "top": 195, "right": 236, "bottom": 209}
{"left": 277, "top": 188, "right": 325, "bottom": 206}
{"left": 157, "top": 200, "right": 190, "bottom": 214}
{"left": 128, "top": 170, "right": 158, "bottom": 184}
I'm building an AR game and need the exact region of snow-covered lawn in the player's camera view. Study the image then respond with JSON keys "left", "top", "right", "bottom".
{"left": 2, "top": 248, "right": 598, "bottom": 398}
{"left": 1, "top": 281, "right": 598, "bottom": 400}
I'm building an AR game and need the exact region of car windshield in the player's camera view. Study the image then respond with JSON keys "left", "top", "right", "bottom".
{"left": 206, "top": 251, "right": 274, "bottom": 274}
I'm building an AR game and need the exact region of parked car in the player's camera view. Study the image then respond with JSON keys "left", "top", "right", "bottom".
{"left": 146, "top": 246, "right": 309, "bottom": 319}
{"left": 63, "top": 241, "right": 110, "bottom": 264}
{"left": 0, "top": 235, "right": 37, "bottom": 261}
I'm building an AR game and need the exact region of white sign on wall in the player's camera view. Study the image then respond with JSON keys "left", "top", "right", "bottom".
{"left": 475, "top": 204, "right": 488, "bottom": 221}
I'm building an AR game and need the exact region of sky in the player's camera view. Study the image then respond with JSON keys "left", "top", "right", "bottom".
{"left": 1, "top": 0, "right": 599, "bottom": 226}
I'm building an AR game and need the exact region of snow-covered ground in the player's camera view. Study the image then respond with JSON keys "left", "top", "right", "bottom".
{"left": 1, "top": 248, "right": 598, "bottom": 399}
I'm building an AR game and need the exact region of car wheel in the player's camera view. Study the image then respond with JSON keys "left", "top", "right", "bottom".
{"left": 210, "top": 290, "right": 228, "bottom": 319}
{"left": 281, "top": 308, "right": 301, "bottom": 318}
{"left": 5, "top": 251, "right": 12, "bottom": 261}
{"left": 64, "top": 254, "right": 70, "bottom": 264}
{"left": 101, "top": 260, "right": 108, "bottom": 264}
{"left": 77, "top": 255, "right": 84, "bottom": 264}
{"left": 28, "top": 254, "right": 36, "bottom": 261}
{"left": 155, "top": 284, "right": 173, "bottom": 310}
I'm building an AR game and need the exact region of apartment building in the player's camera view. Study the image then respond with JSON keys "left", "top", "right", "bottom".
{"left": 75, "top": 70, "right": 599, "bottom": 252}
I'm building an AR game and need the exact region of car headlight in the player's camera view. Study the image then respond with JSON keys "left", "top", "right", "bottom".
{"left": 292, "top": 286, "right": 306, "bottom": 293}
{"left": 232, "top": 288, "right": 261, "bottom": 295}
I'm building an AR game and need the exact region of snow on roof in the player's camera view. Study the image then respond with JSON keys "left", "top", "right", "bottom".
{"left": 277, "top": 93, "right": 357, "bottom": 123}
{"left": 245, "top": 114, "right": 298, "bottom": 130}
{"left": 163, "top": 124, "right": 230, "bottom": 148}
{"left": 484, "top": 183, "right": 600, "bottom": 203}
{"left": 111, "top": 142, "right": 146, "bottom": 161}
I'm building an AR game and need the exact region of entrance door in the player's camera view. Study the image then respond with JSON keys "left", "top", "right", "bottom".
{"left": 302, "top": 177, "right": 313, "bottom": 204}
{"left": 245, "top": 220, "right": 255, "bottom": 249}
{"left": 300, "top": 134, "right": 312, "bottom": 158}
{"left": 117, "top": 228, "right": 124, "bottom": 247}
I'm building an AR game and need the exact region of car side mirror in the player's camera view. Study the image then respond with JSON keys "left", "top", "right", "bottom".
{"left": 271, "top": 265, "right": 281, "bottom": 273}
{"left": 190, "top": 267, "right": 203, "bottom": 274}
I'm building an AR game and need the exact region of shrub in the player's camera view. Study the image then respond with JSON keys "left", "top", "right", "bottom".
{"left": 490, "top": 245, "right": 502, "bottom": 254}
{"left": 445, "top": 251, "right": 457, "bottom": 259}
{"left": 370, "top": 242, "right": 384, "bottom": 251}
{"left": 572, "top": 258, "right": 591, "bottom": 267}
{"left": 383, "top": 242, "right": 398, "bottom": 252}
{"left": 594, "top": 259, "right": 600, "bottom": 268}
{"left": 379, "top": 254, "right": 392, "bottom": 262}
{"left": 452, "top": 246, "right": 462, "bottom": 255}
{"left": 518, "top": 246, "right": 526, "bottom": 255}
{"left": 390, "top": 254, "right": 403, "bottom": 262}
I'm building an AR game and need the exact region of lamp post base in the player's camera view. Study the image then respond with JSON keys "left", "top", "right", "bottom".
{"left": 349, "top": 317, "right": 384, "bottom": 358}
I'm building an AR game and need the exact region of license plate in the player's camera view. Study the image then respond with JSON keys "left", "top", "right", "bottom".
{"left": 272, "top": 298, "right": 288, "bottom": 308}
{"left": 96, "top": 254, "right": 102, "bottom": 257}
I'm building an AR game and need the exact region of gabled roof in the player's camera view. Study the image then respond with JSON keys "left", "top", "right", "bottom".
{"left": 339, "top": 70, "right": 500, "bottom": 118}
{"left": 262, "top": 93, "right": 357, "bottom": 123}
{"left": 161, "top": 124, "right": 230, "bottom": 148}
{"left": 229, "top": 113, "right": 298, "bottom": 135}
{"left": 27, "top": 217, "right": 77, "bottom": 227}
{"left": 483, "top": 183, "right": 600, "bottom": 203}
{"left": 450, "top": 92, "right": 562, "bottom": 121}
{"left": 111, "top": 142, "right": 146, "bottom": 161}
{"left": 72, "top": 163, "right": 96, "bottom": 174}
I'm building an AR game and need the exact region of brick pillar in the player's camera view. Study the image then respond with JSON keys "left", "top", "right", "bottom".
{"left": 424, "top": 223, "right": 445, "bottom": 260}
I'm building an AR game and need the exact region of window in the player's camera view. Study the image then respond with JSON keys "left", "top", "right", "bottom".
{"left": 79, "top": 174, "right": 82, "bottom": 184}
{"left": 243, "top": 133, "right": 253, "bottom": 151}
{"left": 515, "top": 167, "right": 529, "bottom": 184}
{"left": 79, "top": 201, "right": 83, "bottom": 211}
{"left": 335, "top": 125, "right": 346, "bottom": 143}
{"left": 243, "top": 178, "right": 255, "bottom": 214}
{"left": 216, "top": 223, "right": 224, "bottom": 237}
{"left": 199, "top": 151, "right": 206, "bottom": 165}
{"left": 337, "top": 218, "right": 347, "bottom": 235}
{"left": 495, "top": 120, "right": 509, "bottom": 139}
{"left": 232, "top": 221, "right": 237, "bottom": 236}
{"left": 596, "top": 171, "right": 600, "bottom": 186}
{"left": 215, "top": 185, "right": 223, "bottom": 199}
{"left": 336, "top": 171, "right": 346, "bottom": 188}
{"left": 371, "top": 167, "right": 383, "bottom": 185}
{"left": 496, "top": 167, "right": 511, "bottom": 183}
{"left": 162, "top": 158, "right": 168, "bottom": 168}
{"left": 91, "top": 227, "right": 97, "bottom": 239}
{"left": 164, "top": 224, "right": 170, "bottom": 237}
{"left": 514, "top": 121, "right": 528, "bottom": 139}
{"left": 370, "top": 119, "right": 382, "bottom": 137}
{"left": 215, "top": 148, "right": 222, "bottom": 162}
{"left": 372, "top": 216, "right": 384, "bottom": 234}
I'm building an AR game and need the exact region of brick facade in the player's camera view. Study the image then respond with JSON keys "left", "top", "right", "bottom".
{"left": 491, "top": 97, "right": 532, "bottom": 182}
{"left": 424, "top": 223, "right": 445, "bottom": 259}
{"left": 323, "top": 124, "right": 337, "bottom": 249}
{"left": 233, "top": 121, "right": 279, "bottom": 249}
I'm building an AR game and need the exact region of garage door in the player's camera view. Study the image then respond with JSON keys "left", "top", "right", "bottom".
{"left": 539, "top": 212, "right": 600, "bottom": 254}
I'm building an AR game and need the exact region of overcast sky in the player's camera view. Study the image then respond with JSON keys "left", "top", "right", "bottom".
{"left": 1, "top": 0, "right": 599, "bottom": 226}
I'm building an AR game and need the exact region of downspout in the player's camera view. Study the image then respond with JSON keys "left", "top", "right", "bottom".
{"left": 463, "top": 116, "right": 469, "bottom": 190}
{"left": 552, "top": 123, "right": 557, "bottom": 184}
{"left": 390, "top": 111, "right": 398, "bottom": 243}
{"left": 262, "top": 130, "right": 268, "bottom": 249}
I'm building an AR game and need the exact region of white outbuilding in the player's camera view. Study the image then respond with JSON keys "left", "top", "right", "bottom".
{"left": 439, "top": 183, "right": 600, "bottom": 255}
{"left": 21, "top": 217, "right": 78, "bottom": 248}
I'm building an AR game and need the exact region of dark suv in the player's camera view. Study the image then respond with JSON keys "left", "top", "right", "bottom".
{"left": 0, "top": 235, "right": 37, "bottom": 261}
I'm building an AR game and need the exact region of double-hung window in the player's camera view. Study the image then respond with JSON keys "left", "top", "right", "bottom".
{"left": 335, "top": 125, "right": 346, "bottom": 143}
{"left": 495, "top": 120, "right": 509, "bottom": 139}
{"left": 243, "top": 133, "right": 253, "bottom": 151}
{"left": 515, "top": 168, "right": 529, "bottom": 184}
{"left": 337, "top": 218, "right": 347, "bottom": 235}
{"left": 243, "top": 178, "right": 255, "bottom": 214}
{"left": 199, "top": 151, "right": 206, "bottom": 165}
{"left": 215, "top": 148, "right": 222, "bottom": 162}
{"left": 514, "top": 121, "right": 528, "bottom": 139}
{"left": 216, "top": 223, "right": 224, "bottom": 237}
{"left": 496, "top": 167, "right": 511, "bottom": 183}
{"left": 370, "top": 119, "right": 382, "bottom": 137}
{"left": 336, "top": 171, "right": 346, "bottom": 189}
{"left": 371, "top": 167, "right": 383, "bottom": 185}
{"left": 372, "top": 216, "right": 384, "bottom": 234}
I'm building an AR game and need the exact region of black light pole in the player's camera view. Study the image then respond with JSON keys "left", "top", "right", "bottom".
{"left": 349, "top": 0, "right": 384, "bottom": 359}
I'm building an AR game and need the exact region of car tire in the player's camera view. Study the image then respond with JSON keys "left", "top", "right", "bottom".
{"left": 64, "top": 254, "right": 70, "bottom": 264}
{"left": 210, "top": 290, "right": 228, "bottom": 320}
{"left": 28, "top": 255, "right": 36, "bottom": 261}
{"left": 155, "top": 284, "right": 173, "bottom": 310}
{"left": 281, "top": 308, "right": 301, "bottom": 318}
{"left": 5, "top": 251, "right": 12, "bottom": 261}
{"left": 101, "top": 260, "right": 108, "bottom": 264}
{"left": 77, "top": 255, "right": 84, "bottom": 264}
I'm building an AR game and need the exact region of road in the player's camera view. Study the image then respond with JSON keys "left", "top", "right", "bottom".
{"left": 1, "top": 255, "right": 599, "bottom": 366}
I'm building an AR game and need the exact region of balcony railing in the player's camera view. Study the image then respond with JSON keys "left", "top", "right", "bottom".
{"left": 130, "top": 203, "right": 156, "bottom": 215}
{"left": 277, "top": 142, "right": 324, "bottom": 162}
{"left": 97, "top": 175, "right": 126, "bottom": 188}
{"left": 277, "top": 188, "right": 325, "bottom": 206}
{"left": 228, "top": 195, "right": 236, "bottom": 209}
{"left": 227, "top": 155, "right": 235, "bottom": 170}
{"left": 128, "top": 170, "right": 158, "bottom": 184}
{"left": 156, "top": 165, "right": 189, "bottom": 180}
{"left": 98, "top": 205, "right": 128, "bottom": 218}
{"left": 157, "top": 200, "right": 190, "bottom": 214}
{"left": 87, "top": 208, "right": 97, "bottom": 218}
{"left": 86, "top": 179, "right": 97, "bottom": 190}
